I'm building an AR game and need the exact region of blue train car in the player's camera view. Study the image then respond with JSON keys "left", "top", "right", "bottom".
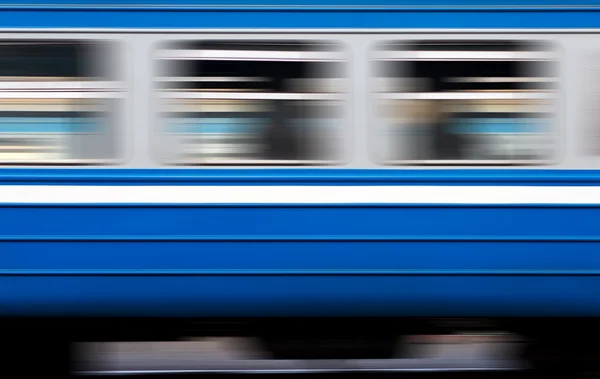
{"left": 3, "top": 0, "right": 600, "bottom": 375}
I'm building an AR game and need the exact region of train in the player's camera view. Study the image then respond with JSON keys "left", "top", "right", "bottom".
{"left": 2, "top": 0, "right": 600, "bottom": 376}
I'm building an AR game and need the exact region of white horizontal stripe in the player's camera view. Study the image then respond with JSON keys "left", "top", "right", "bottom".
{"left": 0, "top": 185, "right": 597, "bottom": 204}
{"left": 0, "top": 81, "right": 122, "bottom": 90}
{"left": 158, "top": 49, "right": 343, "bottom": 62}
{"left": 0, "top": 159, "right": 111, "bottom": 164}
{"left": 0, "top": 92, "right": 124, "bottom": 99}
{"left": 161, "top": 91, "right": 343, "bottom": 101}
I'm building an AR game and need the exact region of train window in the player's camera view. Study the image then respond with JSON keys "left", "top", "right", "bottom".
{"left": 154, "top": 40, "right": 346, "bottom": 166}
{"left": 0, "top": 40, "right": 124, "bottom": 165}
{"left": 373, "top": 40, "right": 558, "bottom": 166}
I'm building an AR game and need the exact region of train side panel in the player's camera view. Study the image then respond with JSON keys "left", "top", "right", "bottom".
{"left": 1, "top": 186, "right": 600, "bottom": 317}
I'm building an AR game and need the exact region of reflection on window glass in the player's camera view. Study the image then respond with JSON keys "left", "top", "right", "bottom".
{"left": 156, "top": 41, "right": 346, "bottom": 166}
{"left": 0, "top": 41, "right": 123, "bottom": 165}
{"left": 374, "top": 41, "right": 557, "bottom": 165}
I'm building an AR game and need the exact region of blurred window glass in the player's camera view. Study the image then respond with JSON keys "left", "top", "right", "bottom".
{"left": 155, "top": 40, "right": 347, "bottom": 166}
{"left": 0, "top": 40, "right": 124, "bottom": 165}
{"left": 373, "top": 40, "right": 557, "bottom": 166}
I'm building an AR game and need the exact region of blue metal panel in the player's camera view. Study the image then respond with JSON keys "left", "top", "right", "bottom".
{"left": 5, "top": 238, "right": 600, "bottom": 271}
{"left": 0, "top": 9, "right": 597, "bottom": 29}
{"left": 3, "top": 276, "right": 600, "bottom": 317}
{"left": 0, "top": 206, "right": 598, "bottom": 237}
{"left": 0, "top": 205, "right": 599, "bottom": 316}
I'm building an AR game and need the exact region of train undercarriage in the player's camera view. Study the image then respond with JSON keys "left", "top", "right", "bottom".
{"left": 3, "top": 317, "right": 600, "bottom": 378}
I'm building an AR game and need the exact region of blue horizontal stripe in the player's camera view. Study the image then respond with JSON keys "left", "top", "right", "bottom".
{"left": 168, "top": 118, "right": 266, "bottom": 134}
{"left": 3, "top": 202, "right": 600, "bottom": 207}
{"left": 0, "top": 207, "right": 598, "bottom": 239}
{"left": 7, "top": 240, "right": 600, "bottom": 273}
{"left": 3, "top": 169, "right": 600, "bottom": 185}
{"left": 1, "top": 268, "right": 600, "bottom": 275}
{"left": 450, "top": 118, "right": 547, "bottom": 134}
{"left": 0, "top": 9, "right": 599, "bottom": 29}
{"left": 4, "top": 0, "right": 600, "bottom": 7}
{"left": 0, "top": 118, "right": 100, "bottom": 133}
{"left": 0, "top": 234, "right": 598, "bottom": 241}
{"left": 3, "top": 1, "right": 600, "bottom": 11}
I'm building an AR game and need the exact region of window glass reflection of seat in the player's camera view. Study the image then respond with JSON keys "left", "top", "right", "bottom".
{"left": 375, "top": 40, "right": 557, "bottom": 166}
{"left": 156, "top": 41, "right": 346, "bottom": 166}
{"left": 0, "top": 41, "right": 122, "bottom": 165}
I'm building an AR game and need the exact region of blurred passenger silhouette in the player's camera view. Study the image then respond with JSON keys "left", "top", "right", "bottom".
{"left": 264, "top": 101, "right": 301, "bottom": 160}
{"left": 430, "top": 101, "right": 464, "bottom": 160}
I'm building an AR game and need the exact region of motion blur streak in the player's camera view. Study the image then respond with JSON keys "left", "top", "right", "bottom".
{"left": 0, "top": 40, "right": 124, "bottom": 165}
{"left": 156, "top": 40, "right": 346, "bottom": 166}
{"left": 374, "top": 40, "right": 557, "bottom": 166}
